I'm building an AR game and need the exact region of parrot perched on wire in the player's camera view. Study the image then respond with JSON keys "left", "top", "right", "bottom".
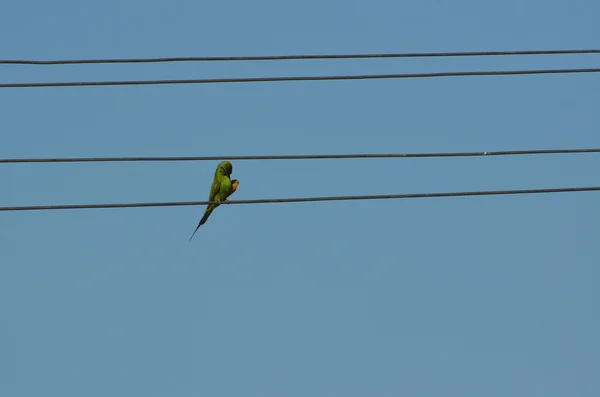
{"left": 189, "top": 161, "right": 239, "bottom": 241}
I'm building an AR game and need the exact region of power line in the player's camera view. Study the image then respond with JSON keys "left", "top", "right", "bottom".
{"left": 2, "top": 49, "right": 599, "bottom": 65}
{"left": 2, "top": 68, "right": 599, "bottom": 89}
{"left": 2, "top": 186, "right": 598, "bottom": 212}
{"left": 2, "top": 148, "right": 600, "bottom": 164}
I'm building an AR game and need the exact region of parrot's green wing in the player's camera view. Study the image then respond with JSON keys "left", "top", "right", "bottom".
{"left": 217, "top": 175, "right": 232, "bottom": 199}
{"left": 207, "top": 175, "right": 221, "bottom": 202}
{"left": 189, "top": 161, "right": 236, "bottom": 240}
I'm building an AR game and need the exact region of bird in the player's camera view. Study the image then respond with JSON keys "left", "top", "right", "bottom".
{"left": 189, "top": 161, "right": 239, "bottom": 240}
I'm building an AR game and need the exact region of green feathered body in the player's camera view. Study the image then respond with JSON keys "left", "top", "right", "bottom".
{"left": 189, "top": 161, "right": 239, "bottom": 240}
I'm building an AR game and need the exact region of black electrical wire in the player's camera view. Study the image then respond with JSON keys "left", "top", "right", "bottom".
{"left": 2, "top": 148, "right": 599, "bottom": 164}
{"left": 1, "top": 68, "right": 599, "bottom": 89}
{"left": 2, "top": 186, "right": 598, "bottom": 212}
{"left": 2, "top": 49, "right": 599, "bottom": 65}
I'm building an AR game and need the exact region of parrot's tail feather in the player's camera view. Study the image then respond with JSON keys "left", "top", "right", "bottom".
{"left": 189, "top": 211, "right": 211, "bottom": 241}
{"left": 198, "top": 212, "right": 210, "bottom": 227}
{"left": 189, "top": 224, "right": 201, "bottom": 241}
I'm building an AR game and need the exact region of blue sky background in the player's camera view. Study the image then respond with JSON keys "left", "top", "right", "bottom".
{"left": 1, "top": 1, "right": 599, "bottom": 396}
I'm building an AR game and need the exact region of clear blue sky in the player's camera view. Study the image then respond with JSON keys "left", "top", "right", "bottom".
{"left": 1, "top": 1, "right": 599, "bottom": 396}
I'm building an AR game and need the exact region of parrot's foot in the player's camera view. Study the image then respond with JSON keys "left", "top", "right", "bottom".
{"left": 225, "top": 199, "right": 231, "bottom": 204}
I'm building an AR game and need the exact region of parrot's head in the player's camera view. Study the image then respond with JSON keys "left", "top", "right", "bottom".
{"left": 217, "top": 161, "right": 233, "bottom": 177}
{"left": 231, "top": 179, "right": 240, "bottom": 192}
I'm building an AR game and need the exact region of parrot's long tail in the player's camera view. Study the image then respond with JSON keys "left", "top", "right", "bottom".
{"left": 189, "top": 207, "right": 214, "bottom": 241}
{"left": 189, "top": 223, "right": 201, "bottom": 241}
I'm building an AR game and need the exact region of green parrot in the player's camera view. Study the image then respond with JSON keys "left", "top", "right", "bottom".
{"left": 189, "top": 161, "right": 239, "bottom": 240}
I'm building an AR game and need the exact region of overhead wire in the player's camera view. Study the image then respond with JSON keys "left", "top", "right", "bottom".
{"left": 2, "top": 186, "right": 599, "bottom": 212}
{"left": 2, "top": 48, "right": 599, "bottom": 65}
{"left": 2, "top": 52, "right": 598, "bottom": 213}
{"left": 1, "top": 67, "right": 599, "bottom": 89}
{"left": 2, "top": 148, "right": 600, "bottom": 164}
